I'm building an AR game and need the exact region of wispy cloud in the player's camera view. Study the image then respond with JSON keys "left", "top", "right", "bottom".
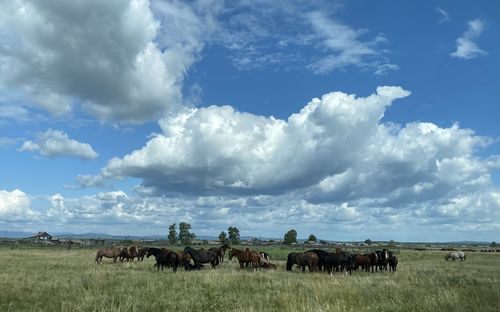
{"left": 435, "top": 6, "right": 450, "bottom": 23}
{"left": 213, "top": 2, "right": 397, "bottom": 75}
{"left": 451, "top": 19, "right": 486, "bottom": 60}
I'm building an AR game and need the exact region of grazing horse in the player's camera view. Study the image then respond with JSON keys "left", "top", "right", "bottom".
{"left": 146, "top": 248, "right": 180, "bottom": 272}
{"left": 119, "top": 245, "right": 140, "bottom": 262}
{"left": 305, "top": 249, "right": 330, "bottom": 271}
{"left": 445, "top": 251, "right": 465, "bottom": 261}
{"left": 258, "top": 251, "right": 270, "bottom": 261}
{"left": 208, "top": 243, "right": 230, "bottom": 263}
{"left": 95, "top": 247, "right": 122, "bottom": 264}
{"left": 388, "top": 251, "right": 398, "bottom": 272}
{"left": 183, "top": 246, "right": 219, "bottom": 269}
{"left": 229, "top": 247, "right": 261, "bottom": 270}
{"left": 286, "top": 252, "right": 319, "bottom": 272}
{"left": 324, "top": 252, "right": 354, "bottom": 275}
{"left": 137, "top": 247, "right": 148, "bottom": 262}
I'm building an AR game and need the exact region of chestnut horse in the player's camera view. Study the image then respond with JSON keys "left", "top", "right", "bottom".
{"left": 119, "top": 245, "right": 139, "bottom": 262}
{"left": 228, "top": 247, "right": 261, "bottom": 270}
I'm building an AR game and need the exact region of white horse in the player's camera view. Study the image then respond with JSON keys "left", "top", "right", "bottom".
{"left": 445, "top": 251, "right": 465, "bottom": 261}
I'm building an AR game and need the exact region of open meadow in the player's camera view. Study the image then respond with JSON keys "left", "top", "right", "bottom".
{"left": 0, "top": 246, "right": 499, "bottom": 312}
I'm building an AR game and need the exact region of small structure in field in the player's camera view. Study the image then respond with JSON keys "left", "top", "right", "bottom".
{"left": 23, "top": 231, "right": 53, "bottom": 243}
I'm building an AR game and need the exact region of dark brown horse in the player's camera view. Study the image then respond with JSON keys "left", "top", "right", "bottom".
{"left": 286, "top": 252, "right": 319, "bottom": 272}
{"left": 228, "top": 247, "right": 261, "bottom": 270}
{"left": 183, "top": 246, "right": 219, "bottom": 269}
{"left": 324, "top": 252, "right": 354, "bottom": 275}
{"left": 354, "top": 253, "right": 378, "bottom": 272}
{"left": 388, "top": 251, "right": 398, "bottom": 272}
{"left": 146, "top": 247, "right": 180, "bottom": 272}
{"left": 95, "top": 247, "right": 122, "bottom": 264}
{"left": 208, "top": 243, "right": 230, "bottom": 263}
{"left": 376, "top": 249, "right": 389, "bottom": 271}
{"left": 137, "top": 247, "right": 148, "bottom": 261}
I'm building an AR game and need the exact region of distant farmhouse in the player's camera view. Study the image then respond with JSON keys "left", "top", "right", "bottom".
{"left": 23, "top": 231, "right": 53, "bottom": 243}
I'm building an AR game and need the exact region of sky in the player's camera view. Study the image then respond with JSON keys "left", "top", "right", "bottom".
{"left": 0, "top": 0, "right": 499, "bottom": 242}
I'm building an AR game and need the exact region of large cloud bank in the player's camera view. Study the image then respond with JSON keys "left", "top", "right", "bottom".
{"left": 97, "top": 87, "right": 411, "bottom": 195}
{"left": 67, "top": 86, "right": 500, "bottom": 239}
{"left": 0, "top": 0, "right": 216, "bottom": 122}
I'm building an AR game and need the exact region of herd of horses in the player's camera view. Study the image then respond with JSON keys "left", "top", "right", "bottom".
{"left": 286, "top": 249, "right": 399, "bottom": 274}
{"left": 95, "top": 244, "right": 398, "bottom": 274}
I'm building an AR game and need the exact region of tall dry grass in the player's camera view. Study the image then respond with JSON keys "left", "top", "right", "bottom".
{"left": 0, "top": 247, "right": 498, "bottom": 312}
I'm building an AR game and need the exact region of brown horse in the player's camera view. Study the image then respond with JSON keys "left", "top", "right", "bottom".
{"left": 353, "top": 253, "right": 378, "bottom": 272}
{"left": 95, "top": 247, "right": 122, "bottom": 264}
{"left": 137, "top": 247, "right": 148, "bottom": 261}
{"left": 388, "top": 251, "right": 398, "bottom": 272}
{"left": 119, "top": 245, "right": 140, "bottom": 262}
{"left": 260, "top": 256, "right": 277, "bottom": 269}
{"left": 229, "top": 247, "right": 261, "bottom": 270}
{"left": 286, "top": 252, "right": 319, "bottom": 272}
{"left": 208, "top": 243, "right": 230, "bottom": 263}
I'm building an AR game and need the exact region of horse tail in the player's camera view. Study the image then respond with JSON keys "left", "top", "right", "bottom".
{"left": 286, "top": 253, "right": 294, "bottom": 271}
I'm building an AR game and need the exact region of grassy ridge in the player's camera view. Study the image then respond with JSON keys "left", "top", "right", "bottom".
{"left": 0, "top": 247, "right": 498, "bottom": 312}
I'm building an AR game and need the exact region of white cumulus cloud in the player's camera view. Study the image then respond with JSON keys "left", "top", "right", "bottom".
{"left": 0, "top": 189, "right": 37, "bottom": 220}
{"left": 21, "top": 129, "right": 98, "bottom": 160}
{"left": 0, "top": 0, "right": 217, "bottom": 122}
{"left": 89, "top": 86, "right": 410, "bottom": 195}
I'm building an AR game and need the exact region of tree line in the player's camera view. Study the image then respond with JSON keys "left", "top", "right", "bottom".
{"left": 167, "top": 223, "right": 241, "bottom": 245}
{"left": 167, "top": 223, "right": 328, "bottom": 246}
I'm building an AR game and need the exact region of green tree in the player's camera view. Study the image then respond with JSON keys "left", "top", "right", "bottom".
{"left": 389, "top": 240, "right": 397, "bottom": 248}
{"left": 491, "top": 241, "right": 497, "bottom": 248}
{"left": 283, "top": 229, "right": 297, "bottom": 245}
{"left": 178, "top": 222, "right": 196, "bottom": 245}
{"left": 218, "top": 231, "right": 228, "bottom": 244}
{"left": 364, "top": 239, "right": 373, "bottom": 245}
{"left": 228, "top": 226, "right": 240, "bottom": 245}
{"left": 308, "top": 234, "right": 317, "bottom": 243}
{"left": 167, "top": 223, "right": 177, "bottom": 244}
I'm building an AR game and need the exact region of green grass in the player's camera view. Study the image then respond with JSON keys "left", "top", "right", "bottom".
{"left": 0, "top": 247, "right": 498, "bottom": 312}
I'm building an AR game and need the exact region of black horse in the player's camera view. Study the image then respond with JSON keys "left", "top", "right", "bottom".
{"left": 305, "top": 249, "right": 330, "bottom": 271}
{"left": 183, "top": 246, "right": 219, "bottom": 269}
{"left": 324, "top": 252, "right": 354, "bottom": 275}
{"left": 146, "top": 247, "right": 180, "bottom": 272}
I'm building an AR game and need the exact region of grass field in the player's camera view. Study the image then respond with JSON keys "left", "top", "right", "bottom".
{"left": 0, "top": 246, "right": 499, "bottom": 312}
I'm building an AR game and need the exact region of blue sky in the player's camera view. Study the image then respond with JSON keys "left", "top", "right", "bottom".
{"left": 0, "top": 0, "right": 499, "bottom": 242}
